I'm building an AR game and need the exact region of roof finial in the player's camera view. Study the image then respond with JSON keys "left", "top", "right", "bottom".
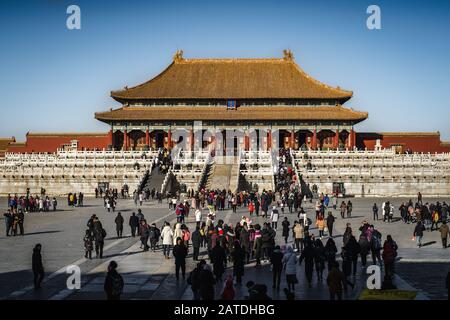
{"left": 173, "top": 49, "right": 184, "bottom": 62}
{"left": 283, "top": 49, "right": 294, "bottom": 61}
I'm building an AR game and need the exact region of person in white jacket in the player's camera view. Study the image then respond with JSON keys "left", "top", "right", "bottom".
{"left": 173, "top": 223, "right": 183, "bottom": 246}
{"left": 195, "top": 208, "right": 202, "bottom": 228}
{"left": 160, "top": 222, "right": 173, "bottom": 259}
{"left": 270, "top": 205, "right": 280, "bottom": 229}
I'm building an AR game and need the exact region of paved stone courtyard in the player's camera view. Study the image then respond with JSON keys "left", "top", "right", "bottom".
{"left": 1, "top": 196, "right": 449, "bottom": 300}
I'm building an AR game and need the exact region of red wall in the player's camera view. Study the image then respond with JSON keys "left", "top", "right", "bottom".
{"left": 3, "top": 131, "right": 450, "bottom": 154}
{"left": 6, "top": 133, "right": 110, "bottom": 153}
{"left": 357, "top": 133, "right": 450, "bottom": 153}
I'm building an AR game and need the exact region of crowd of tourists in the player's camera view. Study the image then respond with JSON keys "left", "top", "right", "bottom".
{"left": 7, "top": 193, "right": 57, "bottom": 213}
{"left": 92, "top": 195, "right": 404, "bottom": 300}
{"left": 4, "top": 193, "right": 59, "bottom": 236}
{"left": 67, "top": 192, "right": 84, "bottom": 207}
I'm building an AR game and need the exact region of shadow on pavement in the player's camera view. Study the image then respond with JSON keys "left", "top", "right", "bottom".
{"left": 24, "top": 230, "right": 62, "bottom": 236}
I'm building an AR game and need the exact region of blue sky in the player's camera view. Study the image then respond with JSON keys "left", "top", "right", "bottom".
{"left": 0, "top": 0, "right": 449, "bottom": 141}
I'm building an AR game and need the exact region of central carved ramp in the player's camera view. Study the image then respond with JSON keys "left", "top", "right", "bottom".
{"left": 206, "top": 156, "right": 239, "bottom": 192}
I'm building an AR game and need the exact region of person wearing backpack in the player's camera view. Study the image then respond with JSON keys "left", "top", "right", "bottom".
{"left": 175, "top": 203, "right": 185, "bottom": 224}
{"left": 83, "top": 229, "right": 94, "bottom": 259}
{"left": 140, "top": 219, "right": 150, "bottom": 251}
{"left": 104, "top": 261, "right": 124, "bottom": 300}
{"left": 148, "top": 223, "right": 160, "bottom": 252}
{"left": 94, "top": 227, "right": 106, "bottom": 259}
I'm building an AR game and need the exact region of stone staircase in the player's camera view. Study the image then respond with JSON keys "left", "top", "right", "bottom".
{"left": 229, "top": 161, "right": 240, "bottom": 193}
{"left": 143, "top": 166, "right": 166, "bottom": 193}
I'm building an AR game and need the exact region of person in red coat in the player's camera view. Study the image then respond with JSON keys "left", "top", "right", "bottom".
{"left": 221, "top": 275, "right": 235, "bottom": 300}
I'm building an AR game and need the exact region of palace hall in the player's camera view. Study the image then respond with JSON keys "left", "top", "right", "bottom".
{"left": 2, "top": 50, "right": 450, "bottom": 155}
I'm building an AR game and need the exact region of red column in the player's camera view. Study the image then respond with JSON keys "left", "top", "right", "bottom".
{"left": 145, "top": 129, "right": 150, "bottom": 146}
{"left": 190, "top": 129, "right": 194, "bottom": 150}
{"left": 244, "top": 132, "right": 249, "bottom": 151}
{"left": 123, "top": 129, "right": 128, "bottom": 150}
{"left": 349, "top": 129, "right": 355, "bottom": 149}
{"left": 267, "top": 130, "right": 272, "bottom": 150}
{"left": 312, "top": 129, "right": 317, "bottom": 149}
{"left": 167, "top": 129, "right": 172, "bottom": 149}
{"left": 107, "top": 129, "right": 113, "bottom": 148}
{"left": 290, "top": 130, "right": 295, "bottom": 149}
{"left": 334, "top": 129, "right": 339, "bottom": 149}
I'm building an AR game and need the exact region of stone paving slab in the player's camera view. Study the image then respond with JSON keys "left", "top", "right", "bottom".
{"left": 2, "top": 196, "right": 449, "bottom": 300}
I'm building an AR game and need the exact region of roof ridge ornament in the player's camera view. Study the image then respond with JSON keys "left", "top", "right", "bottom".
{"left": 283, "top": 49, "right": 294, "bottom": 61}
{"left": 173, "top": 49, "right": 184, "bottom": 62}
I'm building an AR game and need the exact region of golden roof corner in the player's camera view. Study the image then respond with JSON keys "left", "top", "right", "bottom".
{"left": 173, "top": 49, "right": 184, "bottom": 62}
{"left": 283, "top": 49, "right": 294, "bottom": 61}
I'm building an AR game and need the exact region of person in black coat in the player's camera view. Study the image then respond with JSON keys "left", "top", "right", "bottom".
{"left": 32, "top": 244, "right": 44, "bottom": 289}
{"left": 104, "top": 260, "right": 124, "bottom": 300}
{"left": 17, "top": 210, "right": 25, "bottom": 235}
{"left": 239, "top": 224, "right": 250, "bottom": 263}
{"left": 324, "top": 238, "right": 338, "bottom": 271}
{"left": 343, "top": 235, "right": 360, "bottom": 276}
{"left": 129, "top": 212, "right": 139, "bottom": 237}
{"left": 94, "top": 226, "right": 106, "bottom": 259}
{"left": 326, "top": 212, "right": 335, "bottom": 237}
{"left": 270, "top": 245, "right": 283, "bottom": 290}
{"left": 210, "top": 241, "right": 227, "bottom": 281}
{"left": 299, "top": 240, "right": 316, "bottom": 288}
{"left": 3, "top": 210, "right": 12, "bottom": 236}
{"left": 199, "top": 262, "right": 216, "bottom": 300}
{"left": 231, "top": 241, "right": 245, "bottom": 284}
{"left": 187, "top": 260, "right": 205, "bottom": 300}
{"left": 86, "top": 214, "right": 96, "bottom": 233}
{"left": 281, "top": 218, "right": 290, "bottom": 244}
{"left": 413, "top": 221, "right": 426, "bottom": 247}
{"left": 191, "top": 226, "right": 202, "bottom": 261}
{"left": 114, "top": 212, "right": 124, "bottom": 238}
{"left": 173, "top": 237, "right": 188, "bottom": 280}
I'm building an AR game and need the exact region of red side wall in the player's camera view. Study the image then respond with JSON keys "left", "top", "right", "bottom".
{"left": 6, "top": 134, "right": 109, "bottom": 153}
{"left": 357, "top": 133, "right": 450, "bottom": 153}
{"left": 3, "top": 131, "right": 450, "bottom": 154}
